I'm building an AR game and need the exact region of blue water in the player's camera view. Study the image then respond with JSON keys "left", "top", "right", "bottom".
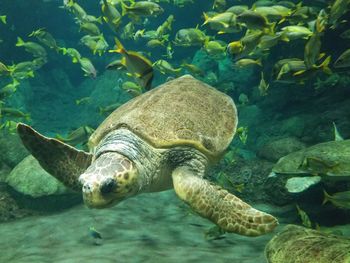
{"left": 1, "top": 0, "right": 350, "bottom": 262}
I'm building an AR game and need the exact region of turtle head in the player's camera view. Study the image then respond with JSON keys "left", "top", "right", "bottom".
{"left": 79, "top": 152, "right": 140, "bottom": 208}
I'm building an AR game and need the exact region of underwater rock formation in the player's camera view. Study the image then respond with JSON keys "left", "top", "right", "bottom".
{"left": 0, "top": 183, "right": 34, "bottom": 222}
{"left": 0, "top": 131, "right": 29, "bottom": 168}
{"left": 6, "top": 155, "right": 69, "bottom": 198}
{"left": 258, "top": 137, "right": 306, "bottom": 162}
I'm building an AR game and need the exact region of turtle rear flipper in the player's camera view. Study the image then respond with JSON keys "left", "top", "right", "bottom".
{"left": 172, "top": 167, "right": 278, "bottom": 237}
{"left": 17, "top": 123, "right": 93, "bottom": 192}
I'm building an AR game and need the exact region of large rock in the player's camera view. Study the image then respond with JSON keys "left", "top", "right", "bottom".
{"left": 0, "top": 183, "right": 34, "bottom": 222}
{"left": 6, "top": 155, "right": 82, "bottom": 211}
{"left": 209, "top": 156, "right": 287, "bottom": 204}
{"left": 280, "top": 116, "right": 305, "bottom": 138}
{"left": 0, "top": 131, "right": 29, "bottom": 168}
{"left": 6, "top": 155, "right": 69, "bottom": 198}
{"left": 0, "top": 162, "right": 11, "bottom": 183}
{"left": 258, "top": 137, "right": 306, "bottom": 162}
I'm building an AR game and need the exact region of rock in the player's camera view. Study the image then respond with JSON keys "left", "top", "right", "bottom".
{"left": 210, "top": 155, "right": 292, "bottom": 205}
{"left": 237, "top": 105, "right": 264, "bottom": 127}
{"left": 5, "top": 155, "right": 82, "bottom": 211}
{"left": 280, "top": 116, "right": 305, "bottom": 138}
{"left": 191, "top": 50, "right": 217, "bottom": 72}
{"left": 0, "top": 131, "right": 29, "bottom": 168}
{"left": 6, "top": 155, "right": 69, "bottom": 198}
{"left": 0, "top": 183, "right": 35, "bottom": 222}
{"left": 257, "top": 137, "right": 306, "bottom": 162}
{"left": 0, "top": 162, "right": 11, "bottom": 183}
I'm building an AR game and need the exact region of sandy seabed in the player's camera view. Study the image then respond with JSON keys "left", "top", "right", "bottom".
{"left": 0, "top": 191, "right": 285, "bottom": 263}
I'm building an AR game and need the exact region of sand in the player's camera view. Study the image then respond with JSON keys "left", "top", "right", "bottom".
{"left": 0, "top": 191, "right": 285, "bottom": 263}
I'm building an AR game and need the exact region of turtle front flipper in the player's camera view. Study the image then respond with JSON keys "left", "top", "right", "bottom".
{"left": 172, "top": 167, "right": 278, "bottom": 237}
{"left": 17, "top": 123, "right": 93, "bottom": 191}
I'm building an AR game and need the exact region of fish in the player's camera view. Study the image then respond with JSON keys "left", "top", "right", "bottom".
{"left": 280, "top": 26, "right": 313, "bottom": 40}
{"left": 253, "top": 5, "right": 292, "bottom": 23}
{"left": 156, "top": 15, "right": 174, "bottom": 37}
{"left": 258, "top": 71, "right": 269, "bottom": 96}
{"left": 276, "top": 56, "right": 332, "bottom": 83}
{"left": 236, "top": 58, "right": 262, "bottom": 67}
{"left": 78, "top": 57, "right": 97, "bottom": 78}
{"left": 258, "top": 33, "right": 287, "bottom": 50}
{"left": 227, "top": 40, "right": 243, "bottom": 55}
{"left": 59, "top": 47, "right": 82, "bottom": 63}
{"left": 79, "top": 22, "right": 101, "bottom": 36}
{"left": 204, "top": 226, "right": 226, "bottom": 241}
{"left": 0, "top": 120, "right": 18, "bottom": 134}
{"left": 75, "top": 97, "right": 91, "bottom": 105}
{"left": 323, "top": 190, "right": 350, "bottom": 210}
{"left": 153, "top": 59, "right": 182, "bottom": 76}
{"left": 109, "top": 38, "right": 154, "bottom": 90}
{"left": 64, "top": 0, "right": 88, "bottom": 22}
{"left": 93, "top": 35, "right": 109, "bottom": 56}
{"left": 204, "top": 40, "right": 226, "bottom": 58}
{"left": 121, "top": 22, "right": 135, "bottom": 40}
{"left": 296, "top": 205, "right": 313, "bottom": 228}
{"left": 174, "top": 27, "right": 208, "bottom": 47}
{"left": 225, "top": 5, "right": 249, "bottom": 15}
{"left": 101, "top": 0, "right": 122, "bottom": 33}
{"left": 334, "top": 49, "right": 350, "bottom": 68}
{"left": 163, "top": 42, "right": 174, "bottom": 59}
{"left": 0, "top": 107, "right": 30, "bottom": 120}
{"left": 0, "top": 62, "right": 11, "bottom": 76}
{"left": 29, "top": 28, "right": 59, "bottom": 51}
{"left": 304, "top": 31, "right": 322, "bottom": 69}
{"left": 55, "top": 126, "right": 94, "bottom": 146}
{"left": 121, "top": 81, "right": 143, "bottom": 97}
{"left": 9, "top": 60, "right": 44, "bottom": 80}
{"left": 333, "top": 122, "right": 344, "bottom": 141}
{"left": 236, "top": 126, "right": 248, "bottom": 144}
{"left": 16, "top": 37, "right": 47, "bottom": 58}
{"left": 0, "top": 15, "right": 7, "bottom": 24}
{"left": 0, "top": 79, "right": 20, "bottom": 99}
{"left": 203, "top": 12, "right": 241, "bottom": 34}
{"left": 105, "top": 59, "right": 126, "bottom": 70}
{"left": 146, "top": 39, "right": 166, "bottom": 48}
{"left": 181, "top": 62, "right": 204, "bottom": 76}
{"left": 329, "top": 0, "right": 350, "bottom": 28}
{"left": 236, "top": 10, "right": 274, "bottom": 33}
{"left": 84, "top": 15, "right": 103, "bottom": 24}
{"left": 240, "top": 30, "right": 264, "bottom": 55}
{"left": 121, "top": 1, "right": 163, "bottom": 17}
{"left": 89, "top": 226, "right": 103, "bottom": 246}
{"left": 99, "top": 102, "right": 122, "bottom": 115}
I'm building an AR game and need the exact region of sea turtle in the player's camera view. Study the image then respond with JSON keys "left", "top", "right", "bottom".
{"left": 17, "top": 75, "right": 277, "bottom": 236}
{"left": 270, "top": 139, "right": 350, "bottom": 193}
{"left": 265, "top": 224, "right": 350, "bottom": 263}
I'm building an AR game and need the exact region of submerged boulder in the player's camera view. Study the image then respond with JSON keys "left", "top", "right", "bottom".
{"left": 0, "top": 131, "right": 29, "bottom": 168}
{"left": 6, "top": 155, "right": 68, "bottom": 197}
{"left": 258, "top": 137, "right": 306, "bottom": 162}
{"left": 6, "top": 155, "right": 81, "bottom": 211}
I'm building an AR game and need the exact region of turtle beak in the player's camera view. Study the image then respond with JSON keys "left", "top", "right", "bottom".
{"left": 82, "top": 181, "right": 116, "bottom": 209}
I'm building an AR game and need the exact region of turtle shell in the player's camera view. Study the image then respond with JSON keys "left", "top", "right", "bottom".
{"left": 273, "top": 139, "right": 350, "bottom": 177}
{"left": 89, "top": 75, "right": 237, "bottom": 161}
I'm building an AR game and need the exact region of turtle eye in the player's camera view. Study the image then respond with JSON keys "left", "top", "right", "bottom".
{"left": 100, "top": 178, "right": 117, "bottom": 194}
